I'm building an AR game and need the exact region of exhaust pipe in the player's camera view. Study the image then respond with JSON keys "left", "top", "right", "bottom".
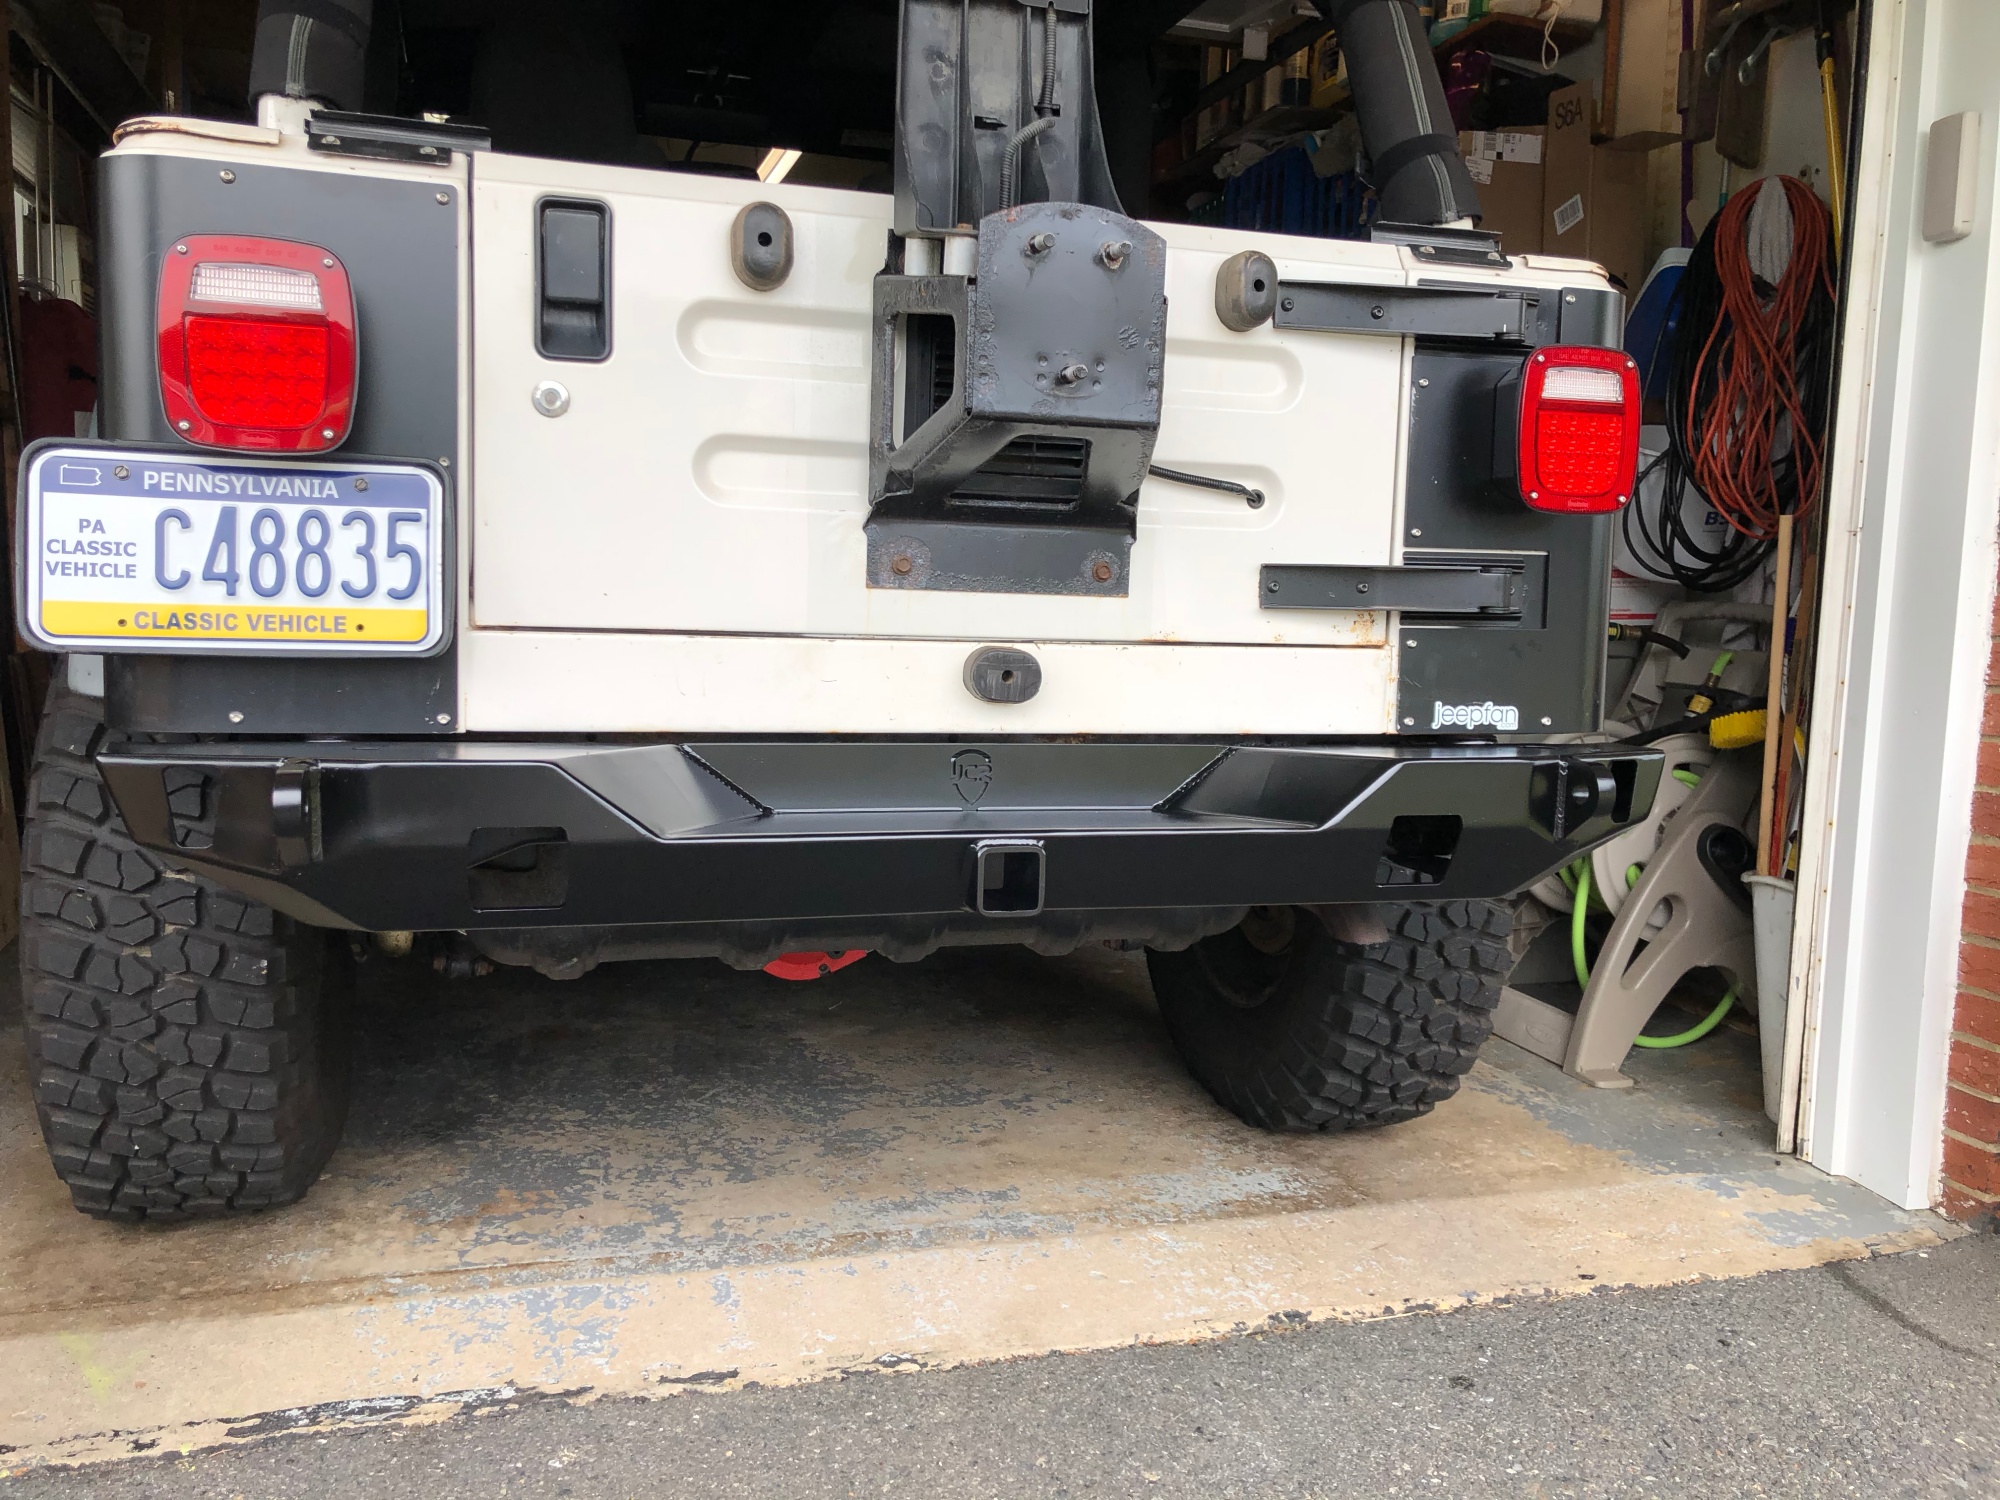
{"left": 247, "top": 0, "right": 374, "bottom": 116}
{"left": 1329, "top": 0, "right": 1482, "bottom": 228}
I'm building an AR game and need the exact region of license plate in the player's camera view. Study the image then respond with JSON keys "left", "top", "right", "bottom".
{"left": 18, "top": 445, "right": 448, "bottom": 655}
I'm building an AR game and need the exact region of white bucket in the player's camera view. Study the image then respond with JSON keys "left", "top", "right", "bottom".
{"left": 1743, "top": 875, "right": 1797, "bottom": 1122}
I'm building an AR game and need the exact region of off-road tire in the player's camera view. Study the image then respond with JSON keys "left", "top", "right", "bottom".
{"left": 1147, "top": 900, "right": 1514, "bottom": 1132}
{"left": 19, "top": 684, "right": 351, "bottom": 1220}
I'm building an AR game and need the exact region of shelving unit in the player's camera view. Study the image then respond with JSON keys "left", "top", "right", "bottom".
{"left": 1428, "top": 12, "right": 1597, "bottom": 63}
{"left": 1156, "top": 12, "right": 1597, "bottom": 198}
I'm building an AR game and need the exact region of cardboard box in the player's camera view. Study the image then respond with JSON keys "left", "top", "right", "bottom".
{"left": 1605, "top": 0, "right": 1684, "bottom": 146}
{"left": 1459, "top": 127, "right": 1544, "bottom": 256}
{"left": 1541, "top": 82, "right": 1648, "bottom": 291}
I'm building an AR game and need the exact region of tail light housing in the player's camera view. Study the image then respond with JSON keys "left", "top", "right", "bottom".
{"left": 158, "top": 235, "right": 356, "bottom": 452}
{"left": 1515, "top": 346, "right": 1640, "bottom": 514}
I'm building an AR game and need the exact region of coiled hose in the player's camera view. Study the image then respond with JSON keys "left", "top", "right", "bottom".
{"left": 1565, "top": 859, "right": 1736, "bottom": 1049}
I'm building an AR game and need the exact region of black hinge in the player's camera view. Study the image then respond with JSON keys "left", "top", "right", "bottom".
{"left": 1370, "top": 221, "right": 1512, "bottom": 269}
{"left": 1275, "top": 282, "right": 1538, "bottom": 343}
{"left": 306, "top": 110, "right": 491, "bottom": 166}
{"left": 1261, "top": 562, "right": 1527, "bottom": 616}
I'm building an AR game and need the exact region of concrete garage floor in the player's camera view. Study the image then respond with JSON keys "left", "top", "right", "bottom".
{"left": 9, "top": 1234, "right": 1997, "bottom": 1499}
{"left": 0, "top": 942, "right": 1953, "bottom": 1474}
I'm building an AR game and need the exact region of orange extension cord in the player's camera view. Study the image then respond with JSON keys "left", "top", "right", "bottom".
{"left": 1684, "top": 177, "right": 1839, "bottom": 542}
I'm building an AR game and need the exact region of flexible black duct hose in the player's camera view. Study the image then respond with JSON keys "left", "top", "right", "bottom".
{"left": 1327, "top": 0, "right": 1480, "bottom": 227}
{"left": 247, "top": 0, "right": 374, "bottom": 111}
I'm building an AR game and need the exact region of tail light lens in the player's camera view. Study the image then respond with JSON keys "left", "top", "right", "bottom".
{"left": 1516, "top": 346, "right": 1640, "bottom": 514}
{"left": 158, "top": 235, "right": 356, "bottom": 452}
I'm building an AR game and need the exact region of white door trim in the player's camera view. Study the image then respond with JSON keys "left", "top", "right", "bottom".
{"left": 1793, "top": 0, "right": 2000, "bottom": 1207}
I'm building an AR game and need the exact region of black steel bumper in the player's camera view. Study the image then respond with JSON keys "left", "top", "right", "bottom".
{"left": 97, "top": 738, "right": 1662, "bottom": 933}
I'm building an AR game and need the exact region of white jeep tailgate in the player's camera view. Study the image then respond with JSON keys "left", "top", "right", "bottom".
{"left": 467, "top": 151, "right": 1411, "bottom": 649}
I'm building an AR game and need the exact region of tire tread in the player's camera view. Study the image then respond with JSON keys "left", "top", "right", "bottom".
{"left": 1149, "top": 899, "right": 1515, "bottom": 1134}
{"left": 18, "top": 685, "right": 347, "bottom": 1221}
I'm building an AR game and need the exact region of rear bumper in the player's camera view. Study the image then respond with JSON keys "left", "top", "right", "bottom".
{"left": 98, "top": 737, "right": 1662, "bottom": 933}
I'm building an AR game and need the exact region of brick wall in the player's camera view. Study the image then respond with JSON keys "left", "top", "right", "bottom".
{"left": 1946, "top": 593, "right": 2000, "bottom": 1225}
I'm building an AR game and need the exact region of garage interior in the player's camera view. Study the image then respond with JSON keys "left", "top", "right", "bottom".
{"left": 0, "top": 0, "right": 1985, "bottom": 1468}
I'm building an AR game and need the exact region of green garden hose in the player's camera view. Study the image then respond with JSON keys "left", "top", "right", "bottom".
{"left": 1569, "top": 860, "right": 1594, "bottom": 985}
{"left": 1566, "top": 857, "right": 1735, "bottom": 1048}
{"left": 1631, "top": 990, "right": 1735, "bottom": 1048}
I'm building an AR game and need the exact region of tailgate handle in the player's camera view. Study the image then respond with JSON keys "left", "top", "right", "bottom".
{"left": 1259, "top": 563, "right": 1524, "bottom": 616}
{"left": 537, "top": 200, "right": 610, "bottom": 360}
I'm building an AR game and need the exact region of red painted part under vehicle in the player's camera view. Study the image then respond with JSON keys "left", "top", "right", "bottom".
{"left": 762, "top": 950, "right": 869, "bottom": 981}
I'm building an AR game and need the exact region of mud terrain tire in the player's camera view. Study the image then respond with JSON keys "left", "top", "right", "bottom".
{"left": 19, "top": 684, "right": 351, "bottom": 1220}
{"left": 1147, "top": 900, "right": 1514, "bottom": 1132}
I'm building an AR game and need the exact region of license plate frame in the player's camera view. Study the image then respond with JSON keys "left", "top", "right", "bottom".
{"left": 16, "top": 441, "right": 451, "bottom": 657}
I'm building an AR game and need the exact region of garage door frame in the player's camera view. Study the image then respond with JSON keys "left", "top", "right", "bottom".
{"left": 1791, "top": 0, "right": 2000, "bottom": 1208}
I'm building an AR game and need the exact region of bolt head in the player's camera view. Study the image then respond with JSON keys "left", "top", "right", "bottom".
{"left": 354, "top": 477, "right": 370, "bottom": 492}
{"left": 1417, "top": 378, "right": 1430, "bottom": 388}
{"left": 1564, "top": 293, "right": 1577, "bottom": 304}
{"left": 1406, "top": 639, "right": 1417, "bottom": 648}
{"left": 228, "top": 711, "right": 245, "bottom": 724}
{"left": 1541, "top": 717, "right": 1554, "bottom": 727}
{"left": 176, "top": 419, "right": 191, "bottom": 431}
{"left": 322, "top": 257, "right": 335, "bottom": 268}
{"left": 1091, "top": 561, "right": 1114, "bottom": 583}
{"left": 1404, "top": 717, "right": 1416, "bottom": 726}
{"left": 1281, "top": 297, "right": 1294, "bottom": 313}
{"left": 436, "top": 192, "right": 451, "bottom": 205}
{"left": 174, "top": 243, "right": 188, "bottom": 254}
{"left": 890, "top": 554, "right": 913, "bottom": 576}
{"left": 218, "top": 169, "right": 235, "bottom": 183}
{"left": 1409, "top": 527, "right": 1422, "bottom": 537}
{"left": 439, "top": 457, "right": 450, "bottom": 467}
{"left": 1371, "top": 305, "right": 1385, "bottom": 319}
{"left": 532, "top": 380, "right": 571, "bottom": 417}
{"left": 113, "top": 465, "right": 129, "bottom": 480}
{"left": 436, "top": 713, "right": 452, "bottom": 725}
{"left": 1267, "top": 580, "right": 1280, "bottom": 593}
{"left": 321, "top": 427, "right": 336, "bottom": 440}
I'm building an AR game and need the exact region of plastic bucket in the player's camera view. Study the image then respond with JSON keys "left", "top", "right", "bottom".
{"left": 1743, "top": 875, "right": 1797, "bottom": 1123}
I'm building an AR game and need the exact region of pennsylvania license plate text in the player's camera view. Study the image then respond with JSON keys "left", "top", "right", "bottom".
{"left": 20, "top": 447, "right": 447, "bottom": 655}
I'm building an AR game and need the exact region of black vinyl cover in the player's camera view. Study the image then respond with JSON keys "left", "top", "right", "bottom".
{"left": 1329, "top": 0, "right": 1482, "bottom": 226}
{"left": 246, "top": 0, "right": 374, "bottom": 111}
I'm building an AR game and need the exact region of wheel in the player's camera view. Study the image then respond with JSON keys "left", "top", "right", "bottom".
{"left": 19, "top": 682, "right": 351, "bottom": 1220}
{"left": 1146, "top": 900, "right": 1514, "bottom": 1132}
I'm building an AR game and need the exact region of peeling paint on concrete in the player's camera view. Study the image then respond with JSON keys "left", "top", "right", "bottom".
{"left": 0, "top": 945, "right": 1954, "bottom": 1472}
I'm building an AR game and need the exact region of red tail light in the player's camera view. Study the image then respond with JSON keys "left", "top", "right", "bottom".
{"left": 1516, "top": 346, "right": 1640, "bottom": 514}
{"left": 158, "top": 235, "right": 356, "bottom": 452}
